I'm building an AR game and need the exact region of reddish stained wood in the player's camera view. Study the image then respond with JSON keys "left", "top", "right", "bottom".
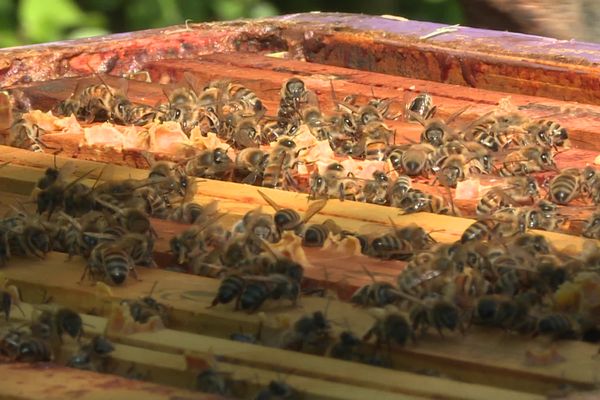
{"left": 3, "top": 12, "right": 600, "bottom": 105}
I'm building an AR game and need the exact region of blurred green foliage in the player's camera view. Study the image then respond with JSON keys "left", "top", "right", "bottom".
{"left": 0, "top": 0, "right": 463, "bottom": 48}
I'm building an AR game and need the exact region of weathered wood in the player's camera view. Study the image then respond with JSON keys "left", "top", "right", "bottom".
{"left": 1, "top": 253, "right": 598, "bottom": 396}
{"left": 4, "top": 13, "right": 600, "bottom": 106}
{"left": 0, "top": 363, "right": 215, "bottom": 400}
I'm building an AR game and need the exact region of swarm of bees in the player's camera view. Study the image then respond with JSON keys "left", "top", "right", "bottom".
{"left": 2, "top": 73, "right": 600, "bottom": 393}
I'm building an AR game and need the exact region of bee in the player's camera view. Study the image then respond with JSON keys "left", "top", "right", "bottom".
{"left": 144, "top": 155, "right": 193, "bottom": 199}
{"left": 210, "top": 275, "right": 246, "bottom": 308}
{"left": 121, "top": 282, "right": 168, "bottom": 325}
{"left": 351, "top": 281, "right": 401, "bottom": 307}
{"left": 220, "top": 114, "right": 261, "bottom": 149}
{"left": 184, "top": 148, "right": 234, "bottom": 180}
{"left": 262, "top": 137, "right": 302, "bottom": 189}
{"left": 234, "top": 208, "right": 280, "bottom": 244}
{"left": 463, "top": 141, "right": 494, "bottom": 174}
{"left": 95, "top": 197, "right": 154, "bottom": 236}
{"left": 409, "top": 298, "right": 463, "bottom": 337}
{"left": 277, "top": 77, "right": 316, "bottom": 127}
{"left": 363, "top": 306, "right": 412, "bottom": 347}
{"left": 301, "top": 219, "right": 342, "bottom": 248}
{"left": 411, "top": 105, "right": 468, "bottom": 147}
{"left": 232, "top": 147, "right": 268, "bottom": 185}
{"left": 169, "top": 225, "right": 208, "bottom": 265}
{"left": 83, "top": 241, "right": 138, "bottom": 285}
{"left": 473, "top": 295, "right": 536, "bottom": 334}
{"left": 329, "top": 330, "right": 363, "bottom": 361}
{"left": 388, "top": 175, "right": 412, "bottom": 207}
{"left": 7, "top": 118, "right": 47, "bottom": 153}
{"left": 536, "top": 314, "right": 577, "bottom": 339}
{"left": 31, "top": 308, "right": 83, "bottom": 342}
{"left": 499, "top": 145, "right": 556, "bottom": 176}
{"left": 476, "top": 187, "right": 515, "bottom": 216}
{"left": 582, "top": 209, "right": 600, "bottom": 239}
{"left": 435, "top": 154, "right": 467, "bottom": 188}
{"left": 302, "top": 106, "right": 329, "bottom": 140}
{"left": 239, "top": 274, "right": 300, "bottom": 313}
{"left": 359, "top": 120, "right": 393, "bottom": 161}
{"left": 405, "top": 93, "right": 436, "bottom": 121}
{"left": 396, "top": 188, "right": 449, "bottom": 215}
{"left": 0, "top": 284, "right": 23, "bottom": 321}
{"left": 255, "top": 379, "right": 301, "bottom": 400}
{"left": 388, "top": 143, "right": 435, "bottom": 177}
{"left": 196, "top": 366, "right": 233, "bottom": 397}
{"left": 460, "top": 219, "right": 498, "bottom": 243}
{"left": 126, "top": 104, "right": 163, "bottom": 126}
{"left": 506, "top": 233, "right": 551, "bottom": 257}
{"left": 368, "top": 231, "right": 413, "bottom": 260}
{"left": 258, "top": 190, "right": 327, "bottom": 234}
{"left": 114, "top": 232, "right": 155, "bottom": 267}
{"left": 169, "top": 199, "right": 220, "bottom": 225}
{"left": 548, "top": 168, "right": 582, "bottom": 205}
{"left": 78, "top": 78, "right": 132, "bottom": 124}
{"left": 280, "top": 311, "right": 332, "bottom": 353}
{"left": 308, "top": 162, "right": 346, "bottom": 200}
{"left": 526, "top": 120, "right": 569, "bottom": 148}
{"left": 15, "top": 337, "right": 53, "bottom": 362}
{"left": 6, "top": 215, "right": 52, "bottom": 260}
{"left": 67, "top": 335, "right": 114, "bottom": 371}
{"left": 35, "top": 165, "right": 96, "bottom": 218}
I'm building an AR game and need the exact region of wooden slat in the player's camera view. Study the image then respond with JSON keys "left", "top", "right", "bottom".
{"left": 1, "top": 253, "right": 597, "bottom": 396}
{"left": 0, "top": 363, "right": 215, "bottom": 400}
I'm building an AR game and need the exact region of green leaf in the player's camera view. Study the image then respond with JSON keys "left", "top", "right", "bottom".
{"left": 19, "top": 0, "right": 86, "bottom": 42}
{"left": 248, "top": 2, "right": 278, "bottom": 18}
{"left": 66, "top": 26, "right": 110, "bottom": 40}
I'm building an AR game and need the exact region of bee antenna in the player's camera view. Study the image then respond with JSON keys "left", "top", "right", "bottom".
{"left": 86, "top": 62, "right": 114, "bottom": 97}
{"left": 148, "top": 281, "right": 159, "bottom": 297}
{"left": 360, "top": 263, "right": 377, "bottom": 283}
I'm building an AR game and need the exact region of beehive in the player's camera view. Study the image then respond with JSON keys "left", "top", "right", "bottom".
{"left": 0, "top": 13, "right": 599, "bottom": 399}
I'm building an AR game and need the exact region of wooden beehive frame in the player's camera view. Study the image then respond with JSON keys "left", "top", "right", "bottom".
{"left": 1, "top": 12, "right": 600, "bottom": 400}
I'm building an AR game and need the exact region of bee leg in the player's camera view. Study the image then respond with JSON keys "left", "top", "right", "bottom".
{"left": 78, "top": 265, "right": 90, "bottom": 284}
{"left": 130, "top": 265, "right": 142, "bottom": 281}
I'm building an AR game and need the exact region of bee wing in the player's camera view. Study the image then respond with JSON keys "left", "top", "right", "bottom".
{"left": 301, "top": 199, "right": 327, "bottom": 224}
{"left": 56, "top": 160, "right": 77, "bottom": 182}
{"left": 445, "top": 105, "right": 471, "bottom": 124}
{"left": 182, "top": 71, "right": 203, "bottom": 95}
{"left": 257, "top": 189, "right": 281, "bottom": 211}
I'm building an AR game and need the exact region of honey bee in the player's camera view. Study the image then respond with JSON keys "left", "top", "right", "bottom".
{"left": 536, "top": 314, "right": 577, "bottom": 339}
{"left": 277, "top": 77, "right": 317, "bottom": 128}
{"left": 35, "top": 165, "right": 96, "bottom": 218}
{"left": 114, "top": 232, "right": 155, "bottom": 267}
{"left": 506, "top": 233, "right": 551, "bottom": 257}
{"left": 396, "top": 188, "right": 449, "bottom": 215}
{"left": 67, "top": 335, "right": 114, "bottom": 372}
{"left": 0, "top": 283, "right": 23, "bottom": 320}
{"left": 388, "top": 143, "right": 435, "bottom": 177}
{"left": 368, "top": 231, "right": 413, "bottom": 260}
{"left": 6, "top": 214, "right": 52, "bottom": 259}
{"left": 473, "top": 295, "right": 536, "bottom": 334}
{"left": 184, "top": 148, "right": 234, "bottom": 180}
{"left": 327, "top": 331, "right": 362, "bottom": 362}
{"left": 78, "top": 78, "right": 132, "bottom": 124}
{"left": 360, "top": 120, "right": 393, "bottom": 161}
{"left": 387, "top": 175, "right": 412, "bottom": 207}
{"left": 411, "top": 106, "right": 468, "bottom": 147}
{"left": 409, "top": 297, "right": 463, "bottom": 337}
{"left": 13, "top": 336, "right": 53, "bottom": 362}
{"left": 7, "top": 118, "right": 47, "bottom": 153}
{"left": 234, "top": 147, "right": 268, "bottom": 185}
{"left": 126, "top": 104, "right": 164, "bottom": 126}
{"left": 308, "top": 162, "right": 346, "bottom": 200}
{"left": 405, "top": 93, "right": 436, "bottom": 121}
{"left": 83, "top": 241, "right": 139, "bottom": 285}
{"left": 219, "top": 114, "right": 261, "bottom": 149}
{"left": 526, "top": 120, "right": 569, "bottom": 148}
{"left": 301, "top": 219, "right": 342, "bottom": 248}
{"left": 351, "top": 281, "right": 401, "bottom": 307}
{"left": 262, "top": 137, "right": 302, "bottom": 189}
{"left": 169, "top": 199, "right": 220, "bottom": 225}
{"left": 210, "top": 274, "right": 299, "bottom": 313}
{"left": 363, "top": 306, "right": 412, "bottom": 347}
{"left": 499, "top": 145, "right": 556, "bottom": 176}
{"left": 255, "top": 379, "right": 301, "bottom": 400}
{"left": 31, "top": 307, "right": 83, "bottom": 342}
{"left": 582, "top": 209, "right": 600, "bottom": 239}
{"left": 121, "top": 282, "right": 168, "bottom": 325}
{"left": 258, "top": 190, "right": 327, "bottom": 235}
{"left": 434, "top": 154, "right": 468, "bottom": 188}
{"left": 280, "top": 310, "right": 332, "bottom": 353}
{"left": 548, "top": 168, "right": 582, "bottom": 205}
{"left": 302, "top": 106, "right": 329, "bottom": 140}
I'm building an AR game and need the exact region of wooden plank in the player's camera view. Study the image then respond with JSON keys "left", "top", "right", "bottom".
{"left": 3, "top": 13, "right": 600, "bottom": 106}
{"left": 0, "top": 363, "right": 215, "bottom": 400}
{"left": 6, "top": 304, "right": 421, "bottom": 400}
{"left": 1, "top": 254, "right": 597, "bottom": 395}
